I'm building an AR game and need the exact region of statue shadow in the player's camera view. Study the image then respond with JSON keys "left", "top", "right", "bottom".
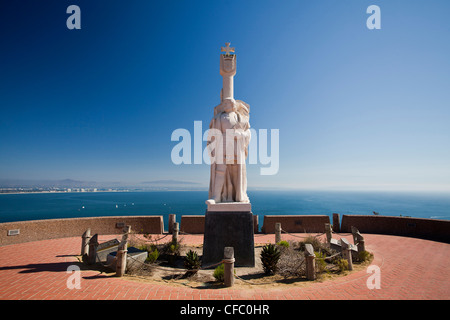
{"left": 0, "top": 253, "right": 115, "bottom": 277}
{"left": 0, "top": 261, "right": 83, "bottom": 274}
{"left": 192, "top": 282, "right": 228, "bottom": 290}
{"left": 236, "top": 272, "right": 308, "bottom": 285}
{"left": 82, "top": 273, "right": 116, "bottom": 280}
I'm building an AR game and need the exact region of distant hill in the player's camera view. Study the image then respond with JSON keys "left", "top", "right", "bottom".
{"left": 0, "top": 178, "right": 98, "bottom": 188}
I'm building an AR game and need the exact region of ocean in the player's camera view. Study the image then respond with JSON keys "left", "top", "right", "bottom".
{"left": 1, "top": 190, "right": 449, "bottom": 231}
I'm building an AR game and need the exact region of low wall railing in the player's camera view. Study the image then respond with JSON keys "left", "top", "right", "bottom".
{"left": 1, "top": 213, "right": 449, "bottom": 246}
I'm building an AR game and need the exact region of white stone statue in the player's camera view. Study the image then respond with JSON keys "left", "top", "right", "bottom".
{"left": 207, "top": 43, "right": 251, "bottom": 204}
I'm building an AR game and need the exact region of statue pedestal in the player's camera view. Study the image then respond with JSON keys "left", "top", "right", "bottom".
{"left": 202, "top": 202, "right": 255, "bottom": 267}
{"left": 205, "top": 200, "right": 251, "bottom": 212}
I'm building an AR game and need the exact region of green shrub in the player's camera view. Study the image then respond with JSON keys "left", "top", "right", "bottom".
{"left": 163, "top": 239, "right": 181, "bottom": 265}
{"left": 135, "top": 244, "right": 148, "bottom": 251}
{"left": 169, "top": 243, "right": 177, "bottom": 253}
{"left": 184, "top": 250, "right": 201, "bottom": 271}
{"left": 336, "top": 259, "right": 348, "bottom": 272}
{"left": 164, "top": 240, "right": 180, "bottom": 255}
{"left": 358, "top": 250, "right": 372, "bottom": 262}
{"left": 260, "top": 243, "right": 281, "bottom": 275}
{"left": 299, "top": 236, "right": 322, "bottom": 252}
{"left": 277, "top": 240, "right": 290, "bottom": 248}
{"left": 146, "top": 248, "right": 159, "bottom": 263}
{"left": 213, "top": 263, "right": 225, "bottom": 282}
{"left": 314, "top": 251, "right": 328, "bottom": 273}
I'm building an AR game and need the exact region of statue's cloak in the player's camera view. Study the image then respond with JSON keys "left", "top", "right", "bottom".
{"left": 208, "top": 100, "right": 251, "bottom": 203}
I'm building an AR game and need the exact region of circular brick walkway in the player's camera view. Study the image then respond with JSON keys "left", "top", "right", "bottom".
{"left": 0, "top": 233, "right": 449, "bottom": 300}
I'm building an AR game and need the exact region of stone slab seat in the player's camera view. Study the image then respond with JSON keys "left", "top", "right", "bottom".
{"left": 96, "top": 239, "right": 120, "bottom": 262}
{"left": 106, "top": 247, "right": 148, "bottom": 272}
{"left": 329, "top": 238, "right": 358, "bottom": 258}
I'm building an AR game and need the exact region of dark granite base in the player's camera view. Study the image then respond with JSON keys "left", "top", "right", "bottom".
{"left": 202, "top": 211, "right": 255, "bottom": 267}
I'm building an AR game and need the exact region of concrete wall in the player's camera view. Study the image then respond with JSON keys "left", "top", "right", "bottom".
{"left": 261, "top": 215, "right": 330, "bottom": 233}
{"left": 0, "top": 216, "right": 164, "bottom": 246}
{"left": 2, "top": 214, "right": 449, "bottom": 246}
{"left": 180, "top": 215, "right": 206, "bottom": 234}
{"left": 340, "top": 215, "right": 450, "bottom": 243}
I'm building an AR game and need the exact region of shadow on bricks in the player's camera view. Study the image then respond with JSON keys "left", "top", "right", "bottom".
{"left": 0, "top": 261, "right": 82, "bottom": 274}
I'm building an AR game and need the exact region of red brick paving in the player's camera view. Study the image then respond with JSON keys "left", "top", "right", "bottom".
{"left": 0, "top": 233, "right": 449, "bottom": 300}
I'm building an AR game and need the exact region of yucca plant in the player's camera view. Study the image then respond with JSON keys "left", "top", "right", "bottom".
{"left": 260, "top": 243, "right": 281, "bottom": 275}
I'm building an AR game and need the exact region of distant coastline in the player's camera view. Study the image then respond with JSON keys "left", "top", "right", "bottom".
{"left": 0, "top": 179, "right": 206, "bottom": 195}
{"left": 0, "top": 188, "right": 208, "bottom": 195}
{"left": 0, "top": 190, "right": 127, "bottom": 195}
{"left": 2, "top": 188, "right": 450, "bottom": 195}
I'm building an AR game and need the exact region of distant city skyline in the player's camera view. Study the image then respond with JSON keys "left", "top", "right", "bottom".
{"left": 1, "top": 1, "right": 449, "bottom": 192}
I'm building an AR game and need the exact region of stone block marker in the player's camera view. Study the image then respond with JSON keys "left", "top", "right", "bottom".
{"left": 116, "top": 225, "right": 131, "bottom": 277}
{"left": 304, "top": 243, "right": 316, "bottom": 280}
{"left": 351, "top": 226, "right": 365, "bottom": 253}
{"left": 325, "top": 223, "right": 332, "bottom": 243}
{"left": 168, "top": 214, "right": 176, "bottom": 234}
{"left": 172, "top": 222, "right": 179, "bottom": 244}
{"left": 351, "top": 226, "right": 358, "bottom": 243}
{"left": 87, "top": 234, "right": 99, "bottom": 265}
{"left": 115, "top": 243, "right": 127, "bottom": 277}
{"left": 275, "top": 223, "right": 281, "bottom": 243}
{"left": 340, "top": 238, "right": 353, "bottom": 271}
{"left": 81, "top": 228, "right": 91, "bottom": 257}
{"left": 223, "top": 247, "right": 235, "bottom": 287}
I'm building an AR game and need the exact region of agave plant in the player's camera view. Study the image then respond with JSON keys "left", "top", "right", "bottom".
{"left": 260, "top": 243, "right": 281, "bottom": 275}
{"left": 184, "top": 250, "right": 201, "bottom": 272}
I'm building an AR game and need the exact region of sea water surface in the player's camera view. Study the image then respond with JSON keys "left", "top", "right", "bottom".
{"left": 1, "top": 190, "right": 449, "bottom": 231}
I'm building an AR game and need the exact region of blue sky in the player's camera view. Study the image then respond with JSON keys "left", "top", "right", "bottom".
{"left": 0, "top": 0, "right": 449, "bottom": 191}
